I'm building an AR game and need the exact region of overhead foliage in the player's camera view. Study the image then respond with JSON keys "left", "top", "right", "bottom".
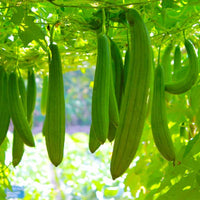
{"left": 0, "top": 0, "right": 200, "bottom": 74}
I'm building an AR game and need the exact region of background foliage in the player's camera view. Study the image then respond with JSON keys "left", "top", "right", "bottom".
{"left": 1, "top": 0, "right": 200, "bottom": 199}
{"left": 7, "top": 132, "right": 131, "bottom": 200}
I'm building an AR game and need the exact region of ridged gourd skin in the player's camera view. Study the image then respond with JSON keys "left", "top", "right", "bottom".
{"left": 165, "top": 39, "right": 198, "bottom": 94}
{"left": 161, "top": 43, "right": 173, "bottom": 82}
{"left": 145, "top": 48, "right": 155, "bottom": 119}
{"left": 8, "top": 72, "right": 35, "bottom": 147}
{"left": 0, "top": 67, "right": 10, "bottom": 145}
{"left": 40, "top": 75, "right": 48, "bottom": 115}
{"left": 110, "top": 38, "right": 124, "bottom": 109}
{"left": 107, "top": 63, "right": 120, "bottom": 142}
{"left": 89, "top": 124, "right": 101, "bottom": 153}
{"left": 109, "top": 60, "right": 120, "bottom": 127}
{"left": 110, "top": 9, "right": 152, "bottom": 180}
{"left": 108, "top": 38, "right": 124, "bottom": 142}
{"left": 107, "top": 39, "right": 122, "bottom": 142}
{"left": 173, "top": 45, "right": 181, "bottom": 80}
{"left": 151, "top": 64, "right": 176, "bottom": 161}
{"left": 91, "top": 33, "right": 111, "bottom": 143}
{"left": 27, "top": 69, "right": 37, "bottom": 127}
{"left": 123, "top": 47, "right": 129, "bottom": 88}
{"left": 43, "top": 43, "right": 65, "bottom": 166}
{"left": 107, "top": 122, "right": 116, "bottom": 142}
{"left": 12, "top": 76, "right": 27, "bottom": 167}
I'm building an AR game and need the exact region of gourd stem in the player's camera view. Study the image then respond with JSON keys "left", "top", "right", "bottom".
{"left": 102, "top": 9, "right": 106, "bottom": 34}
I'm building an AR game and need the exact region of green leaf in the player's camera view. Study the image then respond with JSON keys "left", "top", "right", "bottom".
{"left": 0, "top": 138, "right": 8, "bottom": 164}
{"left": 195, "top": 110, "right": 200, "bottom": 130}
{"left": 124, "top": 171, "right": 140, "bottom": 197}
{"left": 104, "top": 186, "right": 119, "bottom": 198}
{"left": 18, "top": 28, "right": 34, "bottom": 46}
{"left": 19, "top": 16, "right": 45, "bottom": 46}
{"left": 167, "top": 95, "right": 187, "bottom": 123}
{"left": 183, "top": 133, "right": 200, "bottom": 158}
{"left": 0, "top": 187, "right": 6, "bottom": 200}
{"left": 162, "top": 0, "right": 174, "bottom": 9}
{"left": 10, "top": 6, "right": 25, "bottom": 25}
{"left": 189, "top": 84, "right": 200, "bottom": 113}
{"left": 196, "top": 170, "right": 200, "bottom": 186}
{"left": 156, "top": 174, "right": 200, "bottom": 200}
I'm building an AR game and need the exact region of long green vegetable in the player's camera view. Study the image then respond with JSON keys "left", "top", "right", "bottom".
{"left": 41, "top": 75, "right": 48, "bottom": 116}
{"left": 8, "top": 72, "right": 35, "bottom": 147}
{"left": 12, "top": 76, "right": 27, "bottom": 167}
{"left": 151, "top": 64, "right": 176, "bottom": 161}
{"left": 27, "top": 69, "right": 37, "bottom": 127}
{"left": 165, "top": 39, "right": 198, "bottom": 94}
{"left": 110, "top": 9, "right": 152, "bottom": 180}
{"left": 43, "top": 43, "right": 65, "bottom": 166}
{"left": 91, "top": 33, "right": 111, "bottom": 143}
{"left": 0, "top": 67, "right": 10, "bottom": 145}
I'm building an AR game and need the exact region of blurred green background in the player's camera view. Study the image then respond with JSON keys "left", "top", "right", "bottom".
{"left": 33, "top": 68, "right": 94, "bottom": 134}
